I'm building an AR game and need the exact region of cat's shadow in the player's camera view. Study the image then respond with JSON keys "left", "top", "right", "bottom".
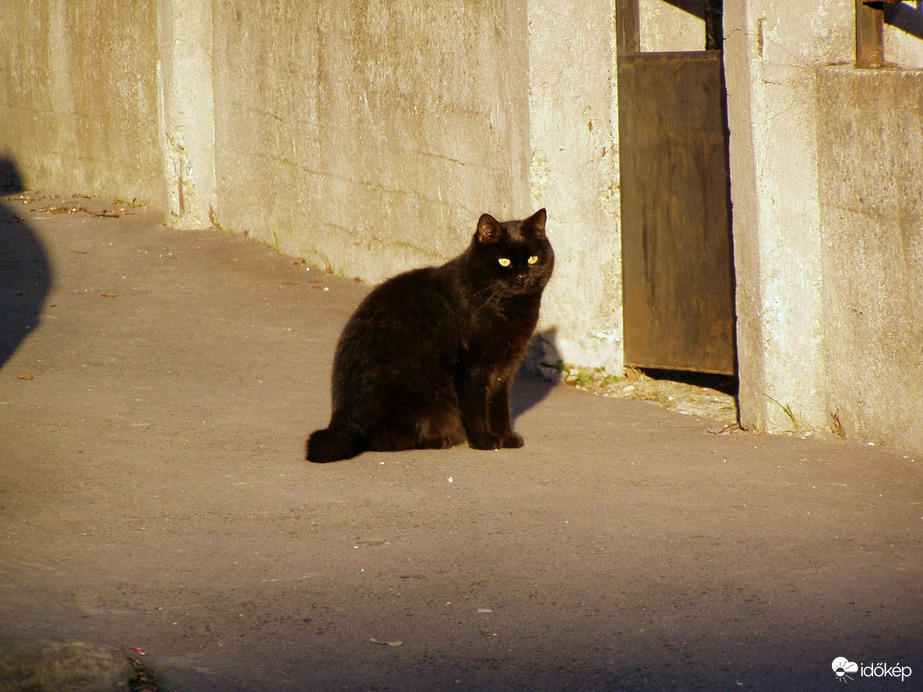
{"left": 511, "top": 328, "right": 560, "bottom": 421}
{"left": 511, "top": 373, "right": 556, "bottom": 421}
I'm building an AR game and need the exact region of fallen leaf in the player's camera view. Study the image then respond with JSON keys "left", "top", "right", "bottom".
{"left": 370, "top": 638, "right": 403, "bottom": 647}
{"left": 100, "top": 293, "right": 118, "bottom": 298}
{"left": 17, "top": 375, "right": 34, "bottom": 380}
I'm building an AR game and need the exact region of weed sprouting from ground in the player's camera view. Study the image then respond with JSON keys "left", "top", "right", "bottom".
{"left": 767, "top": 396, "right": 802, "bottom": 432}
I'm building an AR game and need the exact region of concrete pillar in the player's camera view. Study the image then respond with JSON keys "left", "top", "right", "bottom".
{"left": 156, "top": 0, "right": 217, "bottom": 229}
{"left": 723, "top": 0, "right": 852, "bottom": 433}
{"left": 527, "top": 0, "right": 622, "bottom": 372}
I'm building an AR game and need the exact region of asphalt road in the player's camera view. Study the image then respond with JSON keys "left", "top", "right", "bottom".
{"left": 1, "top": 194, "right": 920, "bottom": 691}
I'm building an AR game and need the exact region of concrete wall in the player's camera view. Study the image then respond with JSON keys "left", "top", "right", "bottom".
{"left": 211, "top": 1, "right": 532, "bottom": 283}
{"left": 816, "top": 66, "right": 923, "bottom": 451}
{"left": 724, "top": 0, "right": 923, "bottom": 450}
{"left": 0, "top": 0, "right": 163, "bottom": 205}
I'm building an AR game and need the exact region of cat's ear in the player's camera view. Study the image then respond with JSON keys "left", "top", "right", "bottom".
{"left": 523, "top": 208, "right": 547, "bottom": 238}
{"left": 477, "top": 214, "right": 504, "bottom": 245}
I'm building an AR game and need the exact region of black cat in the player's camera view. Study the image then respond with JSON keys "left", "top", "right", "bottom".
{"left": 307, "top": 208, "right": 554, "bottom": 463}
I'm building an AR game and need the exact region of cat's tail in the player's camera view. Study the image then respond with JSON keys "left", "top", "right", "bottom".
{"left": 306, "top": 422, "right": 366, "bottom": 463}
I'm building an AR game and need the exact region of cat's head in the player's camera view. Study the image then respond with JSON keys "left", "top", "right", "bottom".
{"left": 470, "top": 208, "right": 554, "bottom": 297}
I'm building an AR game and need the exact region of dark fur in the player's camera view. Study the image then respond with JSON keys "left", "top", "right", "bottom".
{"left": 307, "top": 209, "right": 554, "bottom": 463}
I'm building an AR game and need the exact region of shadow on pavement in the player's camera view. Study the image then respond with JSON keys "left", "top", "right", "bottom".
{"left": 0, "top": 159, "right": 53, "bottom": 368}
{"left": 512, "top": 327, "right": 559, "bottom": 421}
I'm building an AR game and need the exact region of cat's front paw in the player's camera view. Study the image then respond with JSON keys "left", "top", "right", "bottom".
{"left": 467, "top": 432, "right": 502, "bottom": 450}
{"left": 467, "top": 431, "right": 523, "bottom": 450}
{"left": 500, "top": 432, "right": 524, "bottom": 448}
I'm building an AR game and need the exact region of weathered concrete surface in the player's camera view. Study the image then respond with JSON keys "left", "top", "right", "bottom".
{"left": 528, "top": 0, "right": 622, "bottom": 370}
{"left": 724, "top": 0, "right": 854, "bottom": 435}
{"left": 212, "top": 1, "right": 531, "bottom": 284}
{"left": 816, "top": 66, "right": 923, "bottom": 452}
{"left": 1, "top": 196, "right": 921, "bottom": 691}
{"left": 157, "top": 0, "right": 217, "bottom": 229}
{"left": 723, "top": 1, "right": 923, "bottom": 450}
{"left": 639, "top": 0, "right": 704, "bottom": 53}
{"left": 0, "top": 0, "right": 164, "bottom": 207}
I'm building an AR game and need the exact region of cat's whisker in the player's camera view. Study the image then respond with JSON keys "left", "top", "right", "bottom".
{"left": 474, "top": 286, "right": 502, "bottom": 313}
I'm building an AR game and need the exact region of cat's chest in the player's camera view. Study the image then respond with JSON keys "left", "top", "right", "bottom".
{"left": 460, "top": 299, "right": 538, "bottom": 356}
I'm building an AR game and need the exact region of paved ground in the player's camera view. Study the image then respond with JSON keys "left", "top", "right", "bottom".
{"left": 1, "top": 194, "right": 921, "bottom": 691}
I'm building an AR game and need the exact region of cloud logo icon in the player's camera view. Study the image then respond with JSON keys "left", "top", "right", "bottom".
{"left": 832, "top": 657, "right": 859, "bottom": 681}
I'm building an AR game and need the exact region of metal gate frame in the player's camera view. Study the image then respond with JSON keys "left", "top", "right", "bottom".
{"left": 616, "top": 0, "right": 737, "bottom": 376}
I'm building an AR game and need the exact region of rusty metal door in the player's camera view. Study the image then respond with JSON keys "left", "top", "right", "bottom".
{"left": 616, "top": 0, "right": 736, "bottom": 375}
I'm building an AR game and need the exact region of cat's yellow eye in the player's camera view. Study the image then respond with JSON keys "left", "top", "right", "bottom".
{"left": 527, "top": 255, "right": 539, "bottom": 264}
{"left": 497, "top": 257, "right": 511, "bottom": 267}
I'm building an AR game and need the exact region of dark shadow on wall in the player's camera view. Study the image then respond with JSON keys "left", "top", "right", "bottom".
{"left": 0, "top": 159, "right": 52, "bottom": 368}
{"left": 661, "top": 0, "right": 706, "bottom": 20}
{"left": 884, "top": 1, "right": 923, "bottom": 41}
